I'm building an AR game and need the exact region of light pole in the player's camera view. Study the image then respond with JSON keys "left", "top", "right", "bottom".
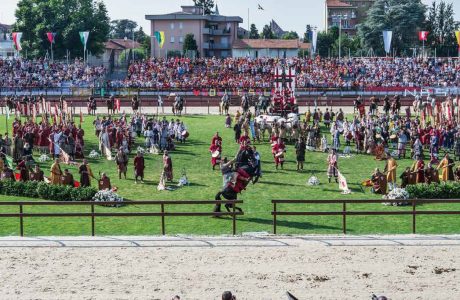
{"left": 132, "top": 30, "right": 135, "bottom": 61}
{"left": 333, "top": 14, "right": 348, "bottom": 58}
{"left": 124, "top": 35, "right": 128, "bottom": 63}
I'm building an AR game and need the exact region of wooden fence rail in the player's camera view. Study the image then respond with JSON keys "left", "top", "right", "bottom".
{"left": 0, "top": 200, "right": 243, "bottom": 236}
{"left": 271, "top": 199, "right": 460, "bottom": 234}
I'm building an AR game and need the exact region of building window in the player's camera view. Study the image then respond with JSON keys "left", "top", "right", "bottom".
{"left": 171, "top": 36, "right": 175, "bottom": 43}
{"left": 170, "top": 22, "right": 175, "bottom": 30}
{"left": 179, "top": 36, "right": 184, "bottom": 43}
{"left": 179, "top": 22, "right": 183, "bottom": 30}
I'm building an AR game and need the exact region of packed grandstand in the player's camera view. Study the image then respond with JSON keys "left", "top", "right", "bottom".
{"left": 1, "top": 57, "right": 459, "bottom": 89}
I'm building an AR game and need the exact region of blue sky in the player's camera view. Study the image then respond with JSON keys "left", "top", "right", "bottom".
{"left": 2, "top": 0, "right": 459, "bottom": 35}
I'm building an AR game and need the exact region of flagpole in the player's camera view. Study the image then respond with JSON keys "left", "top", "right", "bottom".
{"left": 247, "top": 8, "right": 250, "bottom": 39}
{"left": 422, "top": 39, "right": 425, "bottom": 58}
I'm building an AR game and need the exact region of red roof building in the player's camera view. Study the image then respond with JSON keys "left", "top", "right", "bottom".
{"left": 324, "top": 0, "right": 375, "bottom": 36}
{"left": 232, "top": 39, "right": 311, "bottom": 58}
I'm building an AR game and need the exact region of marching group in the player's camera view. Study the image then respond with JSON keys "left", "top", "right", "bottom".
{"left": 0, "top": 97, "right": 189, "bottom": 191}
{"left": 215, "top": 92, "right": 460, "bottom": 196}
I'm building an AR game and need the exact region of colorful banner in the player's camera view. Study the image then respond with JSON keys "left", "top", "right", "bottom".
{"left": 12, "top": 32, "right": 23, "bottom": 51}
{"left": 311, "top": 29, "right": 318, "bottom": 53}
{"left": 418, "top": 31, "right": 429, "bottom": 41}
{"left": 46, "top": 32, "right": 57, "bottom": 44}
{"left": 79, "top": 31, "right": 90, "bottom": 51}
{"left": 382, "top": 30, "right": 392, "bottom": 55}
{"left": 154, "top": 31, "right": 165, "bottom": 48}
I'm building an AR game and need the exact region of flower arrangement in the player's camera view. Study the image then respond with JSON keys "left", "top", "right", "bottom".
{"left": 383, "top": 188, "right": 410, "bottom": 206}
{"left": 307, "top": 176, "right": 320, "bottom": 186}
{"left": 88, "top": 150, "right": 101, "bottom": 159}
{"left": 137, "top": 146, "right": 146, "bottom": 154}
{"left": 92, "top": 189, "right": 124, "bottom": 206}
{"left": 149, "top": 145, "right": 160, "bottom": 155}
{"left": 38, "top": 154, "right": 50, "bottom": 163}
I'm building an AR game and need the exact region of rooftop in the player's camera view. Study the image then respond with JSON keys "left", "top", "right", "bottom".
{"left": 105, "top": 39, "right": 141, "bottom": 50}
{"left": 146, "top": 5, "right": 242, "bottom": 23}
{"left": 326, "top": 0, "right": 354, "bottom": 8}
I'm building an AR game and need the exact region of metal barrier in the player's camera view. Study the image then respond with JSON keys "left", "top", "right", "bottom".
{"left": 0, "top": 200, "right": 243, "bottom": 236}
{"left": 271, "top": 199, "right": 460, "bottom": 234}
{"left": 2, "top": 86, "right": 459, "bottom": 98}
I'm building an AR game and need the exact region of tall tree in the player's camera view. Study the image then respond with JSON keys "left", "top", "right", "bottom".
{"left": 193, "top": 0, "right": 215, "bottom": 15}
{"left": 261, "top": 25, "right": 275, "bottom": 39}
{"left": 13, "top": 0, "right": 110, "bottom": 58}
{"left": 282, "top": 31, "right": 299, "bottom": 40}
{"left": 249, "top": 24, "right": 259, "bottom": 39}
{"left": 183, "top": 33, "right": 198, "bottom": 53}
{"left": 304, "top": 25, "right": 313, "bottom": 43}
{"left": 426, "top": 1, "right": 457, "bottom": 56}
{"left": 316, "top": 30, "right": 336, "bottom": 57}
{"left": 358, "top": 0, "right": 426, "bottom": 56}
{"left": 110, "top": 19, "right": 138, "bottom": 39}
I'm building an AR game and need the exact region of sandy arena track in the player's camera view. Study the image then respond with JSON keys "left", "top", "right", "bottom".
{"left": 0, "top": 235, "right": 459, "bottom": 299}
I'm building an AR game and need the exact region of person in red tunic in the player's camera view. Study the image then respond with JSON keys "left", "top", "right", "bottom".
{"left": 238, "top": 132, "right": 250, "bottom": 149}
{"left": 133, "top": 151, "right": 145, "bottom": 184}
{"left": 210, "top": 132, "right": 222, "bottom": 170}
{"left": 211, "top": 132, "right": 222, "bottom": 148}
{"left": 16, "top": 160, "right": 29, "bottom": 182}
{"left": 163, "top": 150, "right": 173, "bottom": 182}
{"left": 272, "top": 138, "right": 286, "bottom": 170}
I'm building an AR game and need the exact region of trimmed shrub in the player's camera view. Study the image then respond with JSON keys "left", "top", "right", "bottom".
{"left": 406, "top": 182, "right": 460, "bottom": 199}
{"left": 0, "top": 180, "right": 97, "bottom": 201}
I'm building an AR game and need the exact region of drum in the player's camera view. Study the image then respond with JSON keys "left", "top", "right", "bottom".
{"left": 181, "top": 130, "right": 189, "bottom": 138}
{"left": 211, "top": 150, "right": 220, "bottom": 158}
{"left": 275, "top": 151, "right": 284, "bottom": 158}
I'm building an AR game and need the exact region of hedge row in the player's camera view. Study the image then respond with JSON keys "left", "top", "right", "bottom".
{"left": 0, "top": 180, "right": 97, "bottom": 201}
{"left": 406, "top": 183, "right": 460, "bottom": 199}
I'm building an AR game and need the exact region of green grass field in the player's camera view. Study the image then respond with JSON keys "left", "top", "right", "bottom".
{"left": 0, "top": 113, "right": 459, "bottom": 236}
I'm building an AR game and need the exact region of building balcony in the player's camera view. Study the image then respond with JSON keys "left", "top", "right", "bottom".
{"left": 203, "top": 28, "right": 231, "bottom": 35}
{"left": 203, "top": 42, "right": 231, "bottom": 50}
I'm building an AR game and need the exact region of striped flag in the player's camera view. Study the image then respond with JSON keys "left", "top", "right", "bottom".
{"left": 5, "top": 154, "right": 13, "bottom": 169}
{"left": 12, "top": 32, "right": 23, "bottom": 51}
{"left": 46, "top": 32, "right": 57, "bottom": 44}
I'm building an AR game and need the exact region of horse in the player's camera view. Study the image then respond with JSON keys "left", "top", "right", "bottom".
{"left": 257, "top": 95, "right": 270, "bottom": 115}
{"left": 5, "top": 96, "right": 16, "bottom": 113}
{"left": 87, "top": 96, "right": 97, "bottom": 115}
{"left": 220, "top": 93, "right": 230, "bottom": 115}
{"left": 255, "top": 115, "right": 281, "bottom": 141}
{"left": 131, "top": 96, "right": 140, "bottom": 113}
{"left": 241, "top": 94, "right": 250, "bottom": 114}
{"left": 213, "top": 145, "right": 258, "bottom": 214}
{"left": 172, "top": 95, "right": 184, "bottom": 116}
{"left": 106, "top": 96, "right": 115, "bottom": 115}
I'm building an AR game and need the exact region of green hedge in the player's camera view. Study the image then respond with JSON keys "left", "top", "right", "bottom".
{"left": 406, "top": 183, "right": 460, "bottom": 199}
{"left": 0, "top": 181, "right": 97, "bottom": 201}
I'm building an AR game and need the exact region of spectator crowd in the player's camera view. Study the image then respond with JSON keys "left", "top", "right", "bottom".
{"left": 0, "top": 58, "right": 106, "bottom": 88}
{"left": 113, "top": 57, "right": 460, "bottom": 90}
{"left": 1, "top": 56, "right": 459, "bottom": 90}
